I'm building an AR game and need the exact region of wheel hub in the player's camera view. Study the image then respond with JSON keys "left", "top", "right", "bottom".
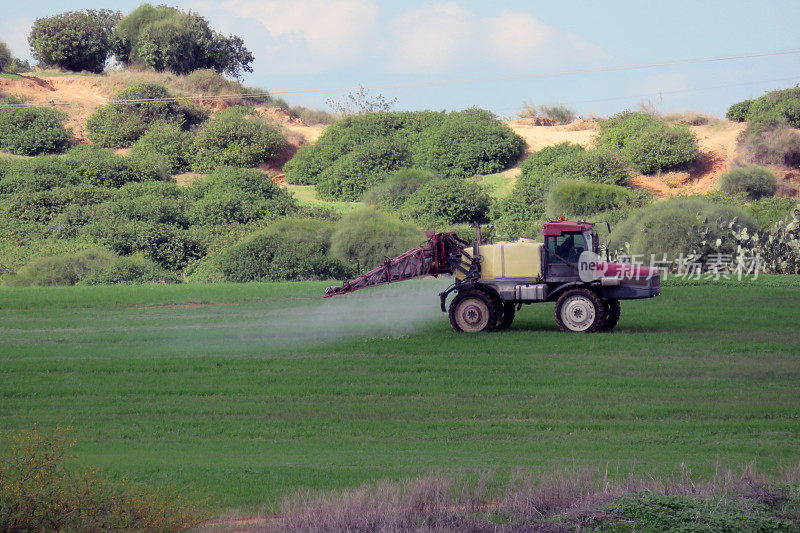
{"left": 561, "top": 295, "right": 596, "bottom": 331}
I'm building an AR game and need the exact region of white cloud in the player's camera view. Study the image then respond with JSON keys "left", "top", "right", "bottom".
{"left": 218, "top": 0, "right": 379, "bottom": 65}
{"left": 486, "top": 10, "right": 551, "bottom": 65}
{"left": 388, "top": 3, "right": 476, "bottom": 72}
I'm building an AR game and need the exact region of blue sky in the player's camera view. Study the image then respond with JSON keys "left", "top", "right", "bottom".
{"left": 2, "top": 1, "right": 799, "bottom": 117}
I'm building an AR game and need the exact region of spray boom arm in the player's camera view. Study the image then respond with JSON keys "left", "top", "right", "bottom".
{"left": 324, "top": 231, "right": 469, "bottom": 297}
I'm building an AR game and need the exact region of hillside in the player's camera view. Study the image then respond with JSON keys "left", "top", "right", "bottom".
{"left": 3, "top": 72, "right": 788, "bottom": 201}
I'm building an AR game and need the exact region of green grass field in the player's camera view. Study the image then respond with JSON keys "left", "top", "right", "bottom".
{"left": 1, "top": 276, "right": 799, "bottom": 513}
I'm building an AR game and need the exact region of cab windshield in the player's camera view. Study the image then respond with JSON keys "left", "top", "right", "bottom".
{"left": 548, "top": 232, "right": 587, "bottom": 263}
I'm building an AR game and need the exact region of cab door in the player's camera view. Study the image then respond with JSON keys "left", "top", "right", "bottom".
{"left": 544, "top": 232, "right": 586, "bottom": 281}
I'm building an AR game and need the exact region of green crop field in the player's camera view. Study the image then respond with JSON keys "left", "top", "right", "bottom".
{"left": 1, "top": 276, "right": 799, "bottom": 513}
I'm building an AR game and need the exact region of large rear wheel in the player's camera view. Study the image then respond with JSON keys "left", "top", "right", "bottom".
{"left": 601, "top": 299, "right": 621, "bottom": 332}
{"left": 495, "top": 301, "right": 516, "bottom": 330}
{"left": 554, "top": 288, "right": 607, "bottom": 332}
{"left": 449, "top": 290, "right": 497, "bottom": 333}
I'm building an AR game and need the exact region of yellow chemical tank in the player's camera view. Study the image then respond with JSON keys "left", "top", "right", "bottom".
{"left": 456, "top": 238, "right": 543, "bottom": 280}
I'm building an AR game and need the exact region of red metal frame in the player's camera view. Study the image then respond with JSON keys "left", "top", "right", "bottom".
{"left": 324, "top": 232, "right": 465, "bottom": 297}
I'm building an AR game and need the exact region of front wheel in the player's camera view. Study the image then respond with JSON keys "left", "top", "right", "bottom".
{"left": 449, "top": 290, "right": 497, "bottom": 333}
{"left": 554, "top": 288, "right": 607, "bottom": 333}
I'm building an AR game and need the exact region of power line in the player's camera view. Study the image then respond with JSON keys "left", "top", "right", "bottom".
{"left": 1, "top": 47, "right": 799, "bottom": 109}
{"left": 494, "top": 75, "right": 800, "bottom": 116}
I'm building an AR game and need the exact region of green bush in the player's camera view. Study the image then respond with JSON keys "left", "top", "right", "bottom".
{"left": 0, "top": 148, "right": 167, "bottom": 193}
{"left": 191, "top": 107, "right": 285, "bottom": 172}
{"left": 6, "top": 185, "right": 112, "bottom": 224}
{"left": 606, "top": 492, "right": 796, "bottom": 532}
{"left": 741, "top": 87, "right": 800, "bottom": 128}
{"left": 0, "top": 157, "right": 75, "bottom": 193}
{"left": 216, "top": 219, "right": 353, "bottom": 282}
{"left": 315, "top": 139, "right": 412, "bottom": 201}
{"left": 505, "top": 143, "right": 632, "bottom": 223}
{"left": 363, "top": 168, "right": 437, "bottom": 211}
{"left": 6, "top": 247, "right": 178, "bottom": 286}
{"left": 413, "top": 109, "right": 525, "bottom": 178}
{"left": 0, "top": 42, "right": 12, "bottom": 71}
{"left": 401, "top": 177, "right": 491, "bottom": 227}
{"left": 719, "top": 165, "right": 777, "bottom": 200}
{"left": 0, "top": 105, "right": 71, "bottom": 155}
{"left": 284, "top": 110, "right": 523, "bottom": 186}
{"left": 113, "top": 181, "right": 189, "bottom": 227}
{"left": 726, "top": 99, "right": 753, "bottom": 121}
{"left": 82, "top": 253, "right": 180, "bottom": 284}
{"left": 608, "top": 197, "right": 760, "bottom": 259}
{"left": 62, "top": 145, "right": 169, "bottom": 187}
{"left": 129, "top": 120, "right": 193, "bottom": 173}
{"left": 538, "top": 104, "right": 576, "bottom": 124}
{"left": 598, "top": 112, "right": 700, "bottom": 174}
{"left": 28, "top": 10, "right": 119, "bottom": 73}
{"left": 329, "top": 208, "right": 423, "bottom": 270}
{"left": 748, "top": 196, "right": 799, "bottom": 228}
{"left": 188, "top": 166, "right": 297, "bottom": 224}
{"left": 0, "top": 426, "right": 201, "bottom": 531}
{"left": 546, "top": 180, "right": 634, "bottom": 218}
{"left": 86, "top": 83, "right": 206, "bottom": 147}
{"left": 7, "top": 247, "right": 108, "bottom": 286}
{"left": 112, "top": 4, "right": 253, "bottom": 77}
{"left": 738, "top": 126, "right": 800, "bottom": 167}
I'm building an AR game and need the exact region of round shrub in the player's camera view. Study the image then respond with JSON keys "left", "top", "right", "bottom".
{"left": 0, "top": 42, "right": 12, "bottom": 71}
{"left": 6, "top": 247, "right": 178, "bottom": 286}
{"left": 216, "top": 219, "right": 352, "bottom": 282}
{"left": 6, "top": 247, "right": 116, "bottom": 286}
{"left": 508, "top": 143, "right": 631, "bottom": 221}
{"left": 546, "top": 180, "right": 634, "bottom": 218}
{"left": 283, "top": 109, "right": 523, "bottom": 186}
{"left": 86, "top": 83, "right": 207, "bottom": 148}
{"left": 188, "top": 166, "right": 297, "bottom": 225}
{"left": 191, "top": 107, "right": 285, "bottom": 172}
{"left": 363, "top": 168, "right": 437, "bottom": 211}
{"left": 414, "top": 109, "right": 525, "bottom": 178}
{"left": 129, "top": 121, "right": 193, "bottom": 174}
{"left": 623, "top": 124, "right": 700, "bottom": 174}
{"left": 401, "top": 178, "right": 491, "bottom": 226}
{"left": 329, "top": 208, "right": 423, "bottom": 269}
{"left": 608, "top": 197, "right": 760, "bottom": 259}
{"left": 113, "top": 181, "right": 189, "bottom": 227}
{"left": 744, "top": 87, "right": 800, "bottom": 128}
{"left": 726, "top": 99, "right": 753, "bottom": 122}
{"left": 81, "top": 253, "right": 180, "bottom": 284}
{"left": 0, "top": 106, "right": 71, "bottom": 155}
{"left": 719, "top": 165, "right": 777, "bottom": 200}
{"left": 28, "top": 10, "right": 118, "bottom": 73}
{"left": 315, "top": 139, "right": 412, "bottom": 201}
{"left": 0, "top": 156, "right": 75, "bottom": 193}
{"left": 61, "top": 145, "right": 169, "bottom": 187}
{"left": 598, "top": 112, "right": 700, "bottom": 174}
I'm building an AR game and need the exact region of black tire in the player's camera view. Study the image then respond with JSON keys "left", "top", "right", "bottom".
{"left": 495, "top": 301, "right": 516, "bottom": 330}
{"left": 449, "top": 290, "right": 497, "bottom": 333}
{"left": 601, "top": 299, "right": 620, "bottom": 332}
{"left": 554, "top": 288, "right": 607, "bottom": 333}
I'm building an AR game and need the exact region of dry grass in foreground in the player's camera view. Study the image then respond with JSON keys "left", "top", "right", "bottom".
{"left": 212, "top": 465, "right": 800, "bottom": 532}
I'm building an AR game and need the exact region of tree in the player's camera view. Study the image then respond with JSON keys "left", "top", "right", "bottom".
{"left": 111, "top": 4, "right": 254, "bottom": 78}
{"left": 0, "top": 42, "right": 12, "bottom": 72}
{"left": 28, "top": 10, "right": 119, "bottom": 73}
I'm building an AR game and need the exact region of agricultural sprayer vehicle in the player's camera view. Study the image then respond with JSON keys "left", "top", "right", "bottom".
{"left": 325, "top": 219, "right": 660, "bottom": 332}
